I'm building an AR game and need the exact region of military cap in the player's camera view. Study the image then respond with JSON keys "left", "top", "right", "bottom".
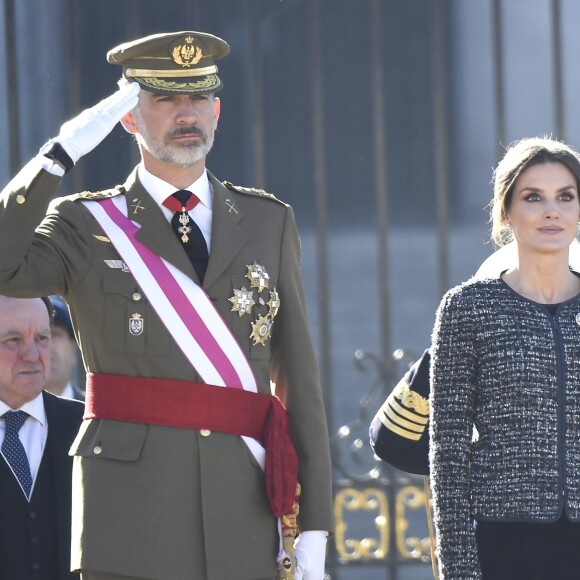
{"left": 50, "top": 295, "right": 75, "bottom": 340}
{"left": 107, "top": 31, "right": 230, "bottom": 95}
{"left": 369, "top": 349, "right": 431, "bottom": 475}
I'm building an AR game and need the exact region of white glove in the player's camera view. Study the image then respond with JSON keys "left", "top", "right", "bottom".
{"left": 48, "top": 82, "right": 140, "bottom": 164}
{"left": 294, "top": 530, "right": 328, "bottom": 580}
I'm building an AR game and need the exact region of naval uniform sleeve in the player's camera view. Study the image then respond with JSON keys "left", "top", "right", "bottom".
{"left": 430, "top": 287, "right": 482, "bottom": 580}
{"left": 370, "top": 348, "right": 431, "bottom": 475}
{"left": 269, "top": 204, "right": 334, "bottom": 534}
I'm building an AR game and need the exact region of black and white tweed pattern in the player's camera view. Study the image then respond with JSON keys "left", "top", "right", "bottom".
{"left": 429, "top": 276, "right": 580, "bottom": 579}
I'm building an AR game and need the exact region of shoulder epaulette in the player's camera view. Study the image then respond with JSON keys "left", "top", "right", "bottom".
{"left": 74, "top": 186, "right": 125, "bottom": 201}
{"left": 222, "top": 181, "right": 287, "bottom": 206}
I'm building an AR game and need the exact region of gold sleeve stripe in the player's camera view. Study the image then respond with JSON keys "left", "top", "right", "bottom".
{"left": 382, "top": 405, "right": 426, "bottom": 434}
{"left": 381, "top": 415, "right": 423, "bottom": 441}
{"left": 388, "top": 398, "right": 429, "bottom": 424}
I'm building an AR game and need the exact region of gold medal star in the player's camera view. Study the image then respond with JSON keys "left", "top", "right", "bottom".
{"left": 250, "top": 315, "right": 272, "bottom": 346}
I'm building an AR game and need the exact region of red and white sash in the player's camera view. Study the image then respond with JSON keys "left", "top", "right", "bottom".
{"left": 82, "top": 196, "right": 266, "bottom": 468}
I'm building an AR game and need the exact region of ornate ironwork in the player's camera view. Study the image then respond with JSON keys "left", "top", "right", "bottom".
{"left": 329, "top": 349, "right": 434, "bottom": 578}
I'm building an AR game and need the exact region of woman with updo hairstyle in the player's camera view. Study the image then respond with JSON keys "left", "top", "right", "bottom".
{"left": 430, "top": 137, "right": 580, "bottom": 579}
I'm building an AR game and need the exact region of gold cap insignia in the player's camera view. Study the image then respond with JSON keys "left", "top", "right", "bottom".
{"left": 171, "top": 36, "right": 203, "bottom": 68}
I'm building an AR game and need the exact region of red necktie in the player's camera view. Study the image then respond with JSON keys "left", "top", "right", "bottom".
{"left": 163, "top": 190, "right": 208, "bottom": 282}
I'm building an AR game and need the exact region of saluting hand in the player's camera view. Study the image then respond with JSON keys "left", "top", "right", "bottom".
{"left": 45, "top": 82, "right": 140, "bottom": 166}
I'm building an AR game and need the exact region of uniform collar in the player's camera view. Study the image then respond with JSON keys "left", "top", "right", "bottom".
{"left": 137, "top": 163, "right": 212, "bottom": 210}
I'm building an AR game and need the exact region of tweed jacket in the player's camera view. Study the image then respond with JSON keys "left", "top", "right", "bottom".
{"left": 430, "top": 275, "right": 580, "bottom": 580}
{"left": 0, "top": 160, "right": 333, "bottom": 580}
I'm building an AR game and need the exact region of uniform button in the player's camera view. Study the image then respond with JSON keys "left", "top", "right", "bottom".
{"left": 31, "top": 536, "right": 38, "bottom": 544}
{"left": 32, "top": 562, "right": 40, "bottom": 570}
{"left": 93, "top": 445, "right": 103, "bottom": 455}
{"left": 200, "top": 429, "right": 211, "bottom": 437}
{"left": 132, "top": 292, "right": 142, "bottom": 301}
{"left": 29, "top": 511, "right": 37, "bottom": 519}
{"left": 17, "top": 194, "right": 26, "bottom": 205}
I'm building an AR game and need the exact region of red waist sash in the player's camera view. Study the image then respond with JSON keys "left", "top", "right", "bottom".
{"left": 84, "top": 372, "right": 298, "bottom": 517}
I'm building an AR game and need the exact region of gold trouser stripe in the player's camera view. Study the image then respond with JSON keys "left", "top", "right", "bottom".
{"left": 126, "top": 65, "right": 217, "bottom": 78}
{"left": 381, "top": 415, "right": 423, "bottom": 441}
{"left": 388, "top": 399, "right": 428, "bottom": 426}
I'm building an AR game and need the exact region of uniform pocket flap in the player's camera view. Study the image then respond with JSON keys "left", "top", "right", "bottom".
{"left": 69, "top": 419, "right": 148, "bottom": 462}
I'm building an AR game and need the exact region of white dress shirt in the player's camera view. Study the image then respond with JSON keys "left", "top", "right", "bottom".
{"left": 137, "top": 164, "right": 213, "bottom": 251}
{"left": 0, "top": 392, "right": 48, "bottom": 495}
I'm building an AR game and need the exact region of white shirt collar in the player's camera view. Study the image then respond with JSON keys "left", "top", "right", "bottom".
{"left": 0, "top": 392, "right": 46, "bottom": 426}
{"left": 137, "top": 164, "right": 212, "bottom": 210}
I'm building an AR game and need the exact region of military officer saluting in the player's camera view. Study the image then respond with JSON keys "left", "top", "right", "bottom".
{"left": 0, "top": 31, "right": 333, "bottom": 580}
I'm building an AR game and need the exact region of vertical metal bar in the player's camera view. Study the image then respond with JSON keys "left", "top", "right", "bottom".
{"left": 369, "top": 3, "right": 397, "bottom": 573}
{"left": 309, "top": 0, "right": 333, "bottom": 433}
{"left": 492, "top": 0, "right": 506, "bottom": 160}
{"left": 552, "top": 0, "right": 564, "bottom": 140}
{"left": 67, "top": 0, "right": 84, "bottom": 193}
{"left": 370, "top": 0, "right": 392, "bottom": 366}
{"left": 431, "top": 0, "right": 450, "bottom": 296}
{"left": 249, "top": 0, "right": 267, "bottom": 187}
{"left": 4, "top": 0, "right": 21, "bottom": 175}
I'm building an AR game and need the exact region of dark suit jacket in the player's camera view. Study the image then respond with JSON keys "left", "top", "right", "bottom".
{"left": 0, "top": 163, "right": 333, "bottom": 579}
{"left": 0, "top": 391, "right": 84, "bottom": 579}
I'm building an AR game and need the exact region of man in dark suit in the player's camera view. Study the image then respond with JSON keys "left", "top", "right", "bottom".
{"left": 0, "top": 295, "right": 84, "bottom": 579}
{"left": 0, "top": 31, "right": 333, "bottom": 580}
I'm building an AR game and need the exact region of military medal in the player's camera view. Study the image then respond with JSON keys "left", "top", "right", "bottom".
{"left": 104, "top": 259, "right": 130, "bottom": 272}
{"left": 177, "top": 211, "right": 192, "bottom": 243}
{"left": 250, "top": 314, "right": 272, "bottom": 346}
{"left": 229, "top": 286, "right": 255, "bottom": 317}
{"left": 268, "top": 288, "right": 280, "bottom": 318}
{"left": 246, "top": 262, "right": 270, "bottom": 291}
{"left": 129, "top": 313, "right": 144, "bottom": 336}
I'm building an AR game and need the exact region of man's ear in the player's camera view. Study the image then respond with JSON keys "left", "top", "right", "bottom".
{"left": 214, "top": 97, "right": 221, "bottom": 127}
{"left": 120, "top": 111, "right": 138, "bottom": 135}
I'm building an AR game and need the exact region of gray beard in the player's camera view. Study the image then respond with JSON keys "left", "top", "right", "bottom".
{"left": 136, "top": 132, "right": 214, "bottom": 167}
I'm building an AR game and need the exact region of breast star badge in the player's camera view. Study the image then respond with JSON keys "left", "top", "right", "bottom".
{"left": 229, "top": 286, "right": 255, "bottom": 317}
{"left": 268, "top": 288, "right": 280, "bottom": 318}
{"left": 246, "top": 262, "right": 270, "bottom": 292}
{"left": 250, "top": 314, "right": 273, "bottom": 346}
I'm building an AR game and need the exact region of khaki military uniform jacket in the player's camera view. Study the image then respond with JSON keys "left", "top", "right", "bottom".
{"left": 0, "top": 161, "right": 333, "bottom": 580}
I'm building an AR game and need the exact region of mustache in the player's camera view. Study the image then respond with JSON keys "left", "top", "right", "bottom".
{"left": 167, "top": 126, "right": 206, "bottom": 140}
